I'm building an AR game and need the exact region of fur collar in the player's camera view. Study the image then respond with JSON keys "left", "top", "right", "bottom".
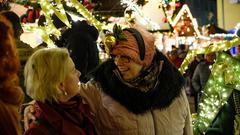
{"left": 90, "top": 51, "right": 185, "bottom": 114}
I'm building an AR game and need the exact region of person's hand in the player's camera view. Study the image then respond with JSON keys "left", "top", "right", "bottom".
{"left": 22, "top": 101, "right": 36, "bottom": 130}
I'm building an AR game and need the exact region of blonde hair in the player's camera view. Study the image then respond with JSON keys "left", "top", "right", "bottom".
{"left": 24, "top": 48, "right": 71, "bottom": 103}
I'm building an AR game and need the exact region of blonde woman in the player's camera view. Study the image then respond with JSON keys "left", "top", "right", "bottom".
{"left": 23, "top": 48, "right": 97, "bottom": 135}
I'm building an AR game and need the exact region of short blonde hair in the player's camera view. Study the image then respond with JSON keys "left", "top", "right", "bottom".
{"left": 24, "top": 48, "right": 71, "bottom": 103}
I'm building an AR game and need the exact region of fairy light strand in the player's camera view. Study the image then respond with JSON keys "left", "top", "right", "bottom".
{"left": 179, "top": 37, "right": 240, "bottom": 74}
{"left": 193, "top": 52, "right": 240, "bottom": 134}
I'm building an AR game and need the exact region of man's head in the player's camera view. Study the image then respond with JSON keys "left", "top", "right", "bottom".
{"left": 205, "top": 52, "right": 216, "bottom": 64}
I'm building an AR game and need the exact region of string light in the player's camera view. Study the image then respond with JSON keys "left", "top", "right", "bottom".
{"left": 38, "top": 0, "right": 103, "bottom": 47}
{"left": 193, "top": 52, "right": 240, "bottom": 134}
{"left": 69, "top": 0, "right": 103, "bottom": 30}
{"left": 39, "top": 0, "right": 71, "bottom": 47}
{"left": 179, "top": 37, "right": 240, "bottom": 74}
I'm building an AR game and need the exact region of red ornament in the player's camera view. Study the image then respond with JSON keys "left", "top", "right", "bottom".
{"left": 27, "top": 10, "right": 33, "bottom": 23}
{"left": 162, "top": 17, "right": 168, "bottom": 23}
{"left": 35, "top": 8, "right": 40, "bottom": 19}
{"left": 83, "top": 0, "right": 94, "bottom": 11}
{"left": 175, "top": 2, "right": 182, "bottom": 8}
{"left": 22, "top": 17, "right": 27, "bottom": 23}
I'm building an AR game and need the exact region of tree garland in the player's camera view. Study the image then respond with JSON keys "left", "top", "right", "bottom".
{"left": 193, "top": 52, "right": 240, "bottom": 134}
{"left": 37, "top": 0, "right": 103, "bottom": 47}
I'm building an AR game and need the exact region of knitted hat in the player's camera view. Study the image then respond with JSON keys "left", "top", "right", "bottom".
{"left": 111, "top": 27, "right": 155, "bottom": 67}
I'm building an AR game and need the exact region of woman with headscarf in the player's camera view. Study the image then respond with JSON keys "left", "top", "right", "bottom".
{"left": 79, "top": 25, "right": 193, "bottom": 135}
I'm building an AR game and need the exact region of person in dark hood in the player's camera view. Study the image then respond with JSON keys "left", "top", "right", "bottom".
{"left": 60, "top": 20, "right": 99, "bottom": 83}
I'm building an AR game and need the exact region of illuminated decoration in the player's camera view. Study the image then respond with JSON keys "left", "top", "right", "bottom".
{"left": 120, "top": 0, "right": 184, "bottom": 31}
{"left": 38, "top": 0, "right": 103, "bottom": 47}
{"left": 39, "top": 0, "right": 71, "bottom": 47}
{"left": 172, "top": 4, "right": 200, "bottom": 37}
{"left": 210, "top": 33, "right": 237, "bottom": 40}
{"left": 193, "top": 52, "right": 240, "bottom": 134}
{"left": 159, "top": 0, "right": 183, "bottom": 24}
{"left": 121, "top": 0, "right": 161, "bottom": 31}
{"left": 67, "top": 0, "right": 103, "bottom": 30}
{"left": 179, "top": 37, "right": 240, "bottom": 74}
{"left": 234, "top": 23, "right": 240, "bottom": 37}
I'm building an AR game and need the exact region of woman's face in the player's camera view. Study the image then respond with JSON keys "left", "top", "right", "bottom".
{"left": 62, "top": 58, "right": 81, "bottom": 100}
{"left": 114, "top": 55, "right": 143, "bottom": 81}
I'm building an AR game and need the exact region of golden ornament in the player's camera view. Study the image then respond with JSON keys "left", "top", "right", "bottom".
{"left": 104, "top": 35, "right": 116, "bottom": 54}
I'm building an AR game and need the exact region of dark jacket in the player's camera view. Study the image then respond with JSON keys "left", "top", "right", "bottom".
{"left": 17, "top": 40, "right": 34, "bottom": 103}
{"left": 60, "top": 21, "right": 99, "bottom": 83}
{"left": 192, "top": 61, "right": 212, "bottom": 93}
{"left": 90, "top": 50, "right": 185, "bottom": 114}
{"left": 205, "top": 91, "right": 239, "bottom": 135}
{"left": 24, "top": 96, "right": 97, "bottom": 135}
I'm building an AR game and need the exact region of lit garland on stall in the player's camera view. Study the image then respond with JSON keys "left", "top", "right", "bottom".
{"left": 193, "top": 52, "right": 240, "bottom": 134}
{"left": 39, "top": 0, "right": 103, "bottom": 47}
{"left": 67, "top": 0, "right": 103, "bottom": 30}
{"left": 39, "top": 0, "right": 71, "bottom": 47}
{"left": 210, "top": 33, "right": 237, "bottom": 40}
{"left": 179, "top": 37, "right": 240, "bottom": 74}
{"left": 36, "top": 27, "right": 55, "bottom": 47}
{"left": 121, "top": 0, "right": 182, "bottom": 31}
{"left": 209, "top": 23, "right": 240, "bottom": 41}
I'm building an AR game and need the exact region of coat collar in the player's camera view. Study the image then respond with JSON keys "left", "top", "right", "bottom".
{"left": 90, "top": 51, "right": 185, "bottom": 114}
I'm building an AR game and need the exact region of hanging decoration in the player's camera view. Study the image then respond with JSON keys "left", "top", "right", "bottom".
{"left": 15, "top": 0, "right": 41, "bottom": 23}
{"left": 38, "top": 0, "right": 103, "bottom": 47}
{"left": 37, "top": 0, "right": 71, "bottom": 47}
{"left": 68, "top": 0, "right": 102, "bottom": 30}
{"left": 193, "top": 52, "right": 240, "bottom": 134}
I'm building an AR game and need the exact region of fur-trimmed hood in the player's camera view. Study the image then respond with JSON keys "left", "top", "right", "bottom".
{"left": 89, "top": 50, "right": 185, "bottom": 114}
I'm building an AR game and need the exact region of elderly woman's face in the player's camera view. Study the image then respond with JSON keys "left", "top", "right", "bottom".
{"left": 62, "top": 58, "right": 81, "bottom": 100}
{"left": 114, "top": 55, "right": 143, "bottom": 81}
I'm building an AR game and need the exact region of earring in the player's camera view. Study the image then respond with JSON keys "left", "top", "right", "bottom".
{"left": 63, "top": 91, "right": 68, "bottom": 96}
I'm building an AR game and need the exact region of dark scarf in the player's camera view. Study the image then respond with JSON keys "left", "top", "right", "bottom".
{"left": 35, "top": 95, "right": 96, "bottom": 135}
{"left": 113, "top": 58, "right": 162, "bottom": 92}
{"left": 90, "top": 51, "right": 185, "bottom": 114}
